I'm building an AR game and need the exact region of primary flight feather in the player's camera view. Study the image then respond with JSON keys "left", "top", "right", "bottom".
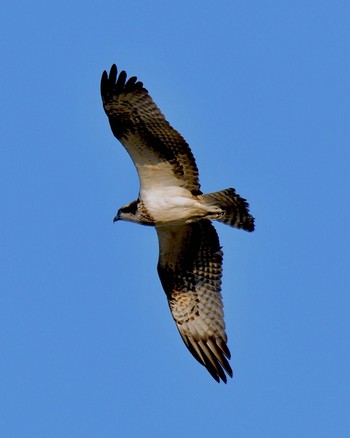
{"left": 100, "top": 64, "right": 254, "bottom": 383}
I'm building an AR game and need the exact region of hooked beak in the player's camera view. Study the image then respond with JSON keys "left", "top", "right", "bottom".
{"left": 113, "top": 213, "right": 120, "bottom": 223}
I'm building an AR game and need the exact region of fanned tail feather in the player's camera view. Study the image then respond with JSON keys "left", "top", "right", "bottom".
{"left": 200, "top": 188, "right": 255, "bottom": 231}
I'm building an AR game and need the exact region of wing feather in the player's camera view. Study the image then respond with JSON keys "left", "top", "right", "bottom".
{"left": 101, "top": 64, "right": 201, "bottom": 194}
{"left": 156, "top": 221, "right": 233, "bottom": 383}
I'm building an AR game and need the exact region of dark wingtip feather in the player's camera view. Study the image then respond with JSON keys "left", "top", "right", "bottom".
{"left": 125, "top": 75, "right": 137, "bottom": 89}
{"left": 101, "top": 64, "right": 145, "bottom": 106}
{"left": 218, "top": 338, "right": 231, "bottom": 360}
{"left": 100, "top": 70, "right": 108, "bottom": 103}
{"left": 115, "top": 70, "right": 127, "bottom": 92}
{"left": 183, "top": 334, "right": 232, "bottom": 383}
{"left": 109, "top": 64, "right": 117, "bottom": 84}
{"left": 124, "top": 75, "right": 144, "bottom": 92}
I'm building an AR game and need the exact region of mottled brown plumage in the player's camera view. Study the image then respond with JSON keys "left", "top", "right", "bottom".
{"left": 101, "top": 64, "right": 201, "bottom": 195}
{"left": 157, "top": 221, "right": 232, "bottom": 382}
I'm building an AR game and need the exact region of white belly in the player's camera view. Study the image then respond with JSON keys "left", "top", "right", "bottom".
{"left": 141, "top": 186, "right": 215, "bottom": 224}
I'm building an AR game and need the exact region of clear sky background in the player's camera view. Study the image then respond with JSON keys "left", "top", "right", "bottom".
{"left": 1, "top": 1, "right": 349, "bottom": 437}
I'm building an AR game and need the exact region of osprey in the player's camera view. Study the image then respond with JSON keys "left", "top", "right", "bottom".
{"left": 101, "top": 64, "right": 254, "bottom": 383}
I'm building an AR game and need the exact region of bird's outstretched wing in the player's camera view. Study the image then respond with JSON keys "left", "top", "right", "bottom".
{"left": 101, "top": 64, "right": 201, "bottom": 195}
{"left": 156, "top": 221, "right": 232, "bottom": 382}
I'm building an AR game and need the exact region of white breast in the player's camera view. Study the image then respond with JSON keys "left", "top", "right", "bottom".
{"left": 141, "top": 186, "right": 218, "bottom": 224}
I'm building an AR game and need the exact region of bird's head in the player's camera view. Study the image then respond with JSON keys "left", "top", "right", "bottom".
{"left": 113, "top": 199, "right": 139, "bottom": 223}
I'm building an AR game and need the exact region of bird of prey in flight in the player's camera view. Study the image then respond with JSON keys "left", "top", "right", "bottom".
{"left": 100, "top": 64, "right": 254, "bottom": 383}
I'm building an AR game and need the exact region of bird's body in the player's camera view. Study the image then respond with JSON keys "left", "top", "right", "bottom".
{"left": 101, "top": 64, "right": 254, "bottom": 382}
{"left": 143, "top": 187, "right": 221, "bottom": 225}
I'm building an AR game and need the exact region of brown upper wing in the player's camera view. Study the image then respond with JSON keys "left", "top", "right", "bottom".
{"left": 156, "top": 221, "right": 232, "bottom": 383}
{"left": 101, "top": 64, "right": 201, "bottom": 195}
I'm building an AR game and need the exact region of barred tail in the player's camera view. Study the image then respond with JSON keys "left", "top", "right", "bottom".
{"left": 199, "top": 188, "right": 255, "bottom": 231}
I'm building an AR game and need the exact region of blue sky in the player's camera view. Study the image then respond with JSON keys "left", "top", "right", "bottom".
{"left": 1, "top": 1, "right": 349, "bottom": 437}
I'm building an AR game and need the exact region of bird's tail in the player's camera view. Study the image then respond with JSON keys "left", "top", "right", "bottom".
{"left": 199, "top": 188, "right": 255, "bottom": 231}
